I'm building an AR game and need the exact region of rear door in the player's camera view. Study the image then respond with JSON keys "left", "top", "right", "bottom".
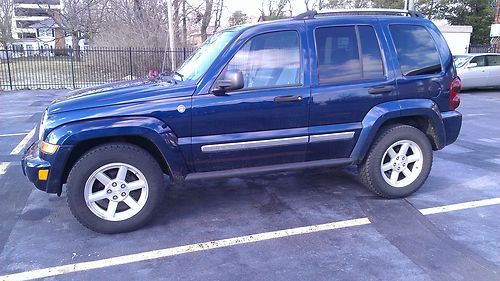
{"left": 486, "top": 55, "right": 500, "bottom": 86}
{"left": 306, "top": 18, "right": 397, "bottom": 161}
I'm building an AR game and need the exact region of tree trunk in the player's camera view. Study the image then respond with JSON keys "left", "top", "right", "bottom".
{"left": 71, "top": 32, "right": 81, "bottom": 61}
{"left": 200, "top": 0, "right": 213, "bottom": 41}
{"left": 182, "top": 0, "right": 187, "bottom": 47}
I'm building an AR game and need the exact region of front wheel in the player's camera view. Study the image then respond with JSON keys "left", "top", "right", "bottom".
{"left": 359, "top": 125, "right": 433, "bottom": 198}
{"left": 67, "top": 143, "right": 165, "bottom": 233}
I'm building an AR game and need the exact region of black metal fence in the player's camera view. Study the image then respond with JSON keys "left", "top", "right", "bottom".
{"left": 0, "top": 47, "right": 194, "bottom": 91}
{"left": 469, "top": 44, "right": 499, "bottom": 54}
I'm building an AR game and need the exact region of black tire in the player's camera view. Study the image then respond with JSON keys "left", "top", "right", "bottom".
{"left": 67, "top": 143, "right": 165, "bottom": 233}
{"left": 358, "top": 124, "right": 433, "bottom": 198}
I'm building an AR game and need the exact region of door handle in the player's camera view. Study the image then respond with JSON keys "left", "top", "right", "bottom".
{"left": 274, "top": 95, "right": 303, "bottom": 103}
{"left": 368, "top": 85, "right": 396, "bottom": 94}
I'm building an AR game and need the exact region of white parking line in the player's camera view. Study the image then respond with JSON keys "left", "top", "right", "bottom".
{"left": 419, "top": 197, "right": 500, "bottom": 215}
{"left": 0, "top": 132, "right": 29, "bottom": 137}
{"left": 2, "top": 197, "right": 500, "bottom": 281}
{"left": 0, "top": 218, "right": 371, "bottom": 281}
{"left": 0, "top": 162, "right": 10, "bottom": 175}
{"left": 9, "top": 127, "right": 36, "bottom": 155}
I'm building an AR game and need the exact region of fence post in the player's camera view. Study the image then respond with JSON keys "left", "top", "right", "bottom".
{"left": 70, "top": 48, "right": 76, "bottom": 89}
{"left": 183, "top": 47, "right": 187, "bottom": 61}
{"left": 129, "top": 47, "right": 133, "bottom": 79}
{"left": 5, "top": 48, "right": 13, "bottom": 90}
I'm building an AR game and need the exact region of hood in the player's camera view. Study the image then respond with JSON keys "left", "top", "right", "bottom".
{"left": 48, "top": 77, "right": 196, "bottom": 114}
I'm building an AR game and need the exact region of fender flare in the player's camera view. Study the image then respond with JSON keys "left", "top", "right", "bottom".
{"left": 46, "top": 116, "right": 189, "bottom": 181}
{"left": 350, "top": 99, "right": 445, "bottom": 163}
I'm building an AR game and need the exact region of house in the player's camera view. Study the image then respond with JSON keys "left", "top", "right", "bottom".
{"left": 29, "top": 18, "right": 65, "bottom": 53}
{"left": 10, "top": 0, "right": 62, "bottom": 52}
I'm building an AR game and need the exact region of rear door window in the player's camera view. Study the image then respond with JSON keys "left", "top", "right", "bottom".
{"left": 486, "top": 55, "right": 500, "bottom": 66}
{"left": 315, "top": 25, "right": 384, "bottom": 84}
{"left": 390, "top": 25, "right": 442, "bottom": 76}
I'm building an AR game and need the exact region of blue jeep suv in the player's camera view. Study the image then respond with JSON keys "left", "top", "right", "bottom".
{"left": 22, "top": 9, "right": 462, "bottom": 233}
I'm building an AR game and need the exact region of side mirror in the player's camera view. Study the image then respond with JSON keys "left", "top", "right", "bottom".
{"left": 212, "top": 69, "right": 244, "bottom": 94}
{"left": 467, "top": 62, "right": 478, "bottom": 68}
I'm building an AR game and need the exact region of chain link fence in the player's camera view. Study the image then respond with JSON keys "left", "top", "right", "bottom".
{"left": 0, "top": 47, "right": 194, "bottom": 91}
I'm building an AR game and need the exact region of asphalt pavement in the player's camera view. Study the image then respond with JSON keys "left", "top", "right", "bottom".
{"left": 0, "top": 89, "right": 499, "bottom": 281}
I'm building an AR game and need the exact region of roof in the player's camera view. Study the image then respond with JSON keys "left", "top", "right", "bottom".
{"left": 438, "top": 25, "right": 473, "bottom": 33}
{"left": 30, "top": 18, "right": 59, "bottom": 29}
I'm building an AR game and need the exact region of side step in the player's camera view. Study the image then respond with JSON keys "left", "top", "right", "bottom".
{"left": 185, "top": 158, "right": 354, "bottom": 181}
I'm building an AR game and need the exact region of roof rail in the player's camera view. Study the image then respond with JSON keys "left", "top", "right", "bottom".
{"left": 293, "top": 8, "right": 424, "bottom": 20}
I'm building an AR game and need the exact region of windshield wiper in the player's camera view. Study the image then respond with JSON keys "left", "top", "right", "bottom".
{"left": 172, "top": 71, "right": 184, "bottom": 81}
{"left": 158, "top": 71, "right": 177, "bottom": 84}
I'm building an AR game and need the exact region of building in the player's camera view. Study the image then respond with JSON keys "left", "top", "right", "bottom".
{"left": 10, "top": 0, "right": 62, "bottom": 51}
{"left": 436, "top": 25, "right": 473, "bottom": 55}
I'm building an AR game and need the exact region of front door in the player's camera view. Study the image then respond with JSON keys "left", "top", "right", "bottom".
{"left": 191, "top": 30, "right": 310, "bottom": 172}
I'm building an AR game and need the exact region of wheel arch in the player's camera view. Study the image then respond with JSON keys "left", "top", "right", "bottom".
{"left": 61, "top": 136, "right": 172, "bottom": 186}
{"left": 350, "top": 99, "right": 446, "bottom": 163}
{"left": 46, "top": 116, "right": 189, "bottom": 194}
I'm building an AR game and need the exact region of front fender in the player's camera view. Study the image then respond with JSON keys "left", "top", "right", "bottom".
{"left": 46, "top": 116, "right": 189, "bottom": 181}
{"left": 350, "top": 99, "right": 445, "bottom": 163}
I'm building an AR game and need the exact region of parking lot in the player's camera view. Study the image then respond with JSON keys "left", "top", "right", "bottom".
{"left": 0, "top": 89, "right": 500, "bottom": 281}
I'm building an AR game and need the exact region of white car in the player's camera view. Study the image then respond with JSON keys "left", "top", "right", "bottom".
{"left": 454, "top": 53, "right": 500, "bottom": 89}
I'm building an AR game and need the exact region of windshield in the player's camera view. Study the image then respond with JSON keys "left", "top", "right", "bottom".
{"left": 176, "top": 29, "right": 240, "bottom": 81}
{"left": 453, "top": 56, "right": 471, "bottom": 68}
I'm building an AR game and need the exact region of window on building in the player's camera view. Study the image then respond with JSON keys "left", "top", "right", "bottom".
{"left": 225, "top": 31, "right": 301, "bottom": 89}
{"left": 38, "top": 28, "right": 53, "bottom": 37}
{"left": 390, "top": 25, "right": 442, "bottom": 76}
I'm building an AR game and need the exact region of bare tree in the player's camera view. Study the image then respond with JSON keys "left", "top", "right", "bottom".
{"left": 95, "top": 0, "right": 169, "bottom": 48}
{"left": 259, "top": 0, "right": 291, "bottom": 20}
{"left": 213, "top": 0, "right": 224, "bottom": 32}
{"left": 304, "top": 0, "right": 326, "bottom": 10}
{"left": 0, "top": 0, "right": 14, "bottom": 47}
{"left": 43, "top": 0, "right": 110, "bottom": 58}
{"left": 200, "top": 0, "right": 213, "bottom": 41}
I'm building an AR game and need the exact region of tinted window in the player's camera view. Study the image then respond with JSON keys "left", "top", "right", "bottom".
{"left": 487, "top": 55, "right": 500, "bottom": 66}
{"left": 315, "top": 25, "right": 384, "bottom": 84}
{"left": 390, "top": 25, "right": 442, "bottom": 76}
{"left": 470, "top": 55, "right": 486, "bottom": 67}
{"left": 225, "top": 31, "right": 301, "bottom": 89}
{"left": 358, "top": 26, "right": 384, "bottom": 80}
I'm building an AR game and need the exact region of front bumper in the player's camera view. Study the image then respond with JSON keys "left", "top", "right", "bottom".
{"left": 22, "top": 141, "right": 51, "bottom": 192}
{"left": 22, "top": 141, "right": 70, "bottom": 194}
{"left": 442, "top": 110, "right": 462, "bottom": 146}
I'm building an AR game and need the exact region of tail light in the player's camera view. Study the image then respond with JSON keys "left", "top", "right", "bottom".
{"left": 449, "top": 77, "right": 461, "bottom": 110}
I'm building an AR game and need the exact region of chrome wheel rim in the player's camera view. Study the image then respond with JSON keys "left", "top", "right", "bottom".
{"left": 84, "top": 163, "right": 149, "bottom": 221}
{"left": 380, "top": 140, "right": 423, "bottom": 188}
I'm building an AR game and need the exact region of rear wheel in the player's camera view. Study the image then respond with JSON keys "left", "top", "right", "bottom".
{"left": 359, "top": 125, "right": 433, "bottom": 198}
{"left": 67, "top": 143, "right": 165, "bottom": 233}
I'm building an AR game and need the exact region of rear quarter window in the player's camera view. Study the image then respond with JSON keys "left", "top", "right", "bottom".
{"left": 390, "top": 25, "right": 442, "bottom": 76}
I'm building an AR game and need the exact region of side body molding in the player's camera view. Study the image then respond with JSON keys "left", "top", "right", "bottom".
{"left": 46, "top": 116, "right": 189, "bottom": 181}
{"left": 350, "top": 99, "right": 446, "bottom": 163}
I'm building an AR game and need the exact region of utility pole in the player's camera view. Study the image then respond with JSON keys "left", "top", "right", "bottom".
{"left": 404, "top": 0, "right": 415, "bottom": 10}
{"left": 167, "top": 0, "right": 176, "bottom": 71}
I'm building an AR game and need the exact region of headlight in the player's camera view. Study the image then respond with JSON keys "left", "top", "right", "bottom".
{"left": 38, "top": 110, "right": 48, "bottom": 140}
{"left": 40, "top": 141, "right": 59, "bottom": 154}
